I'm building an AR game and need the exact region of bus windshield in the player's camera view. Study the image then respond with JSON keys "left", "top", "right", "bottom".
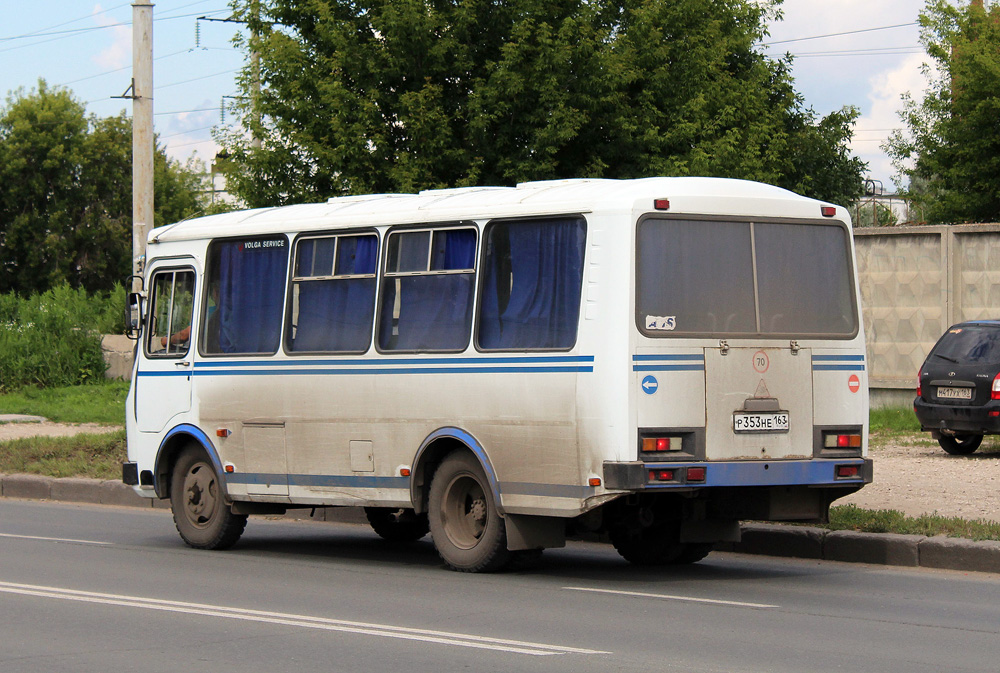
{"left": 637, "top": 219, "right": 857, "bottom": 337}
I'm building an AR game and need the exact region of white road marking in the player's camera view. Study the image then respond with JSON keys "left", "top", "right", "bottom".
{"left": 564, "top": 586, "right": 778, "bottom": 609}
{"left": 0, "top": 581, "right": 609, "bottom": 656}
{"left": 0, "top": 532, "right": 111, "bottom": 545}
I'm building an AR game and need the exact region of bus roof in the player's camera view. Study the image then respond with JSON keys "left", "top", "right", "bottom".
{"left": 149, "top": 176, "right": 838, "bottom": 244}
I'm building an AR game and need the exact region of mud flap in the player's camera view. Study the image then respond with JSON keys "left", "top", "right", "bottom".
{"left": 505, "top": 514, "right": 566, "bottom": 551}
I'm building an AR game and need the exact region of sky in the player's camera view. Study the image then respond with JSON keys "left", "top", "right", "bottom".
{"left": 0, "top": 0, "right": 933, "bottom": 194}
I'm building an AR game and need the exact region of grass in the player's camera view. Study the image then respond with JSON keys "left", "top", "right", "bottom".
{"left": 0, "top": 429, "right": 126, "bottom": 479}
{"left": 827, "top": 504, "right": 1000, "bottom": 543}
{"left": 0, "top": 391, "right": 997, "bottom": 542}
{"left": 0, "top": 380, "right": 128, "bottom": 424}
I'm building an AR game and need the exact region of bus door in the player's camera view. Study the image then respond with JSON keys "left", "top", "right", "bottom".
{"left": 703, "top": 345, "right": 813, "bottom": 460}
{"left": 136, "top": 262, "right": 197, "bottom": 433}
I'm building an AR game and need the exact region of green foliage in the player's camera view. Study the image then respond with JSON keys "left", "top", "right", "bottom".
{"left": 0, "top": 81, "right": 209, "bottom": 295}
{"left": 855, "top": 202, "right": 900, "bottom": 227}
{"left": 828, "top": 504, "right": 1000, "bottom": 542}
{"left": 219, "top": 0, "right": 866, "bottom": 207}
{"left": 0, "top": 429, "right": 126, "bottom": 480}
{"left": 869, "top": 406, "right": 922, "bottom": 434}
{"left": 0, "top": 285, "right": 126, "bottom": 391}
{"left": 0, "top": 380, "right": 127, "bottom": 424}
{"left": 886, "top": 0, "right": 1000, "bottom": 223}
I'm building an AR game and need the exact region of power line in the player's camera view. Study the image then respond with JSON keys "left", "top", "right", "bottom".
{"left": 764, "top": 22, "right": 919, "bottom": 46}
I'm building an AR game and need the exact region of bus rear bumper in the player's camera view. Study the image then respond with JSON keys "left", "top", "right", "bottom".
{"left": 603, "top": 458, "right": 873, "bottom": 491}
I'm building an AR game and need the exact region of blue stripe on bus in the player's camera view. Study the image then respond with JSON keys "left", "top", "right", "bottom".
{"left": 631, "top": 354, "right": 705, "bottom": 372}
{"left": 632, "top": 364, "right": 705, "bottom": 372}
{"left": 811, "top": 354, "right": 866, "bottom": 361}
{"left": 195, "top": 355, "right": 594, "bottom": 368}
{"left": 812, "top": 364, "right": 866, "bottom": 371}
{"left": 500, "top": 481, "right": 596, "bottom": 499}
{"left": 631, "top": 354, "right": 704, "bottom": 361}
{"left": 225, "top": 473, "right": 409, "bottom": 489}
{"left": 188, "top": 366, "right": 592, "bottom": 376}
{"left": 641, "top": 459, "right": 869, "bottom": 489}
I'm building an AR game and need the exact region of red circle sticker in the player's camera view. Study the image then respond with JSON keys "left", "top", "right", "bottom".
{"left": 752, "top": 350, "right": 769, "bottom": 373}
{"left": 848, "top": 374, "right": 861, "bottom": 393}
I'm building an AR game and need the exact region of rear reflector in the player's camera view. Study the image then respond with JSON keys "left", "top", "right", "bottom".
{"left": 686, "top": 466, "right": 706, "bottom": 482}
{"left": 836, "top": 465, "right": 860, "bottom": 479}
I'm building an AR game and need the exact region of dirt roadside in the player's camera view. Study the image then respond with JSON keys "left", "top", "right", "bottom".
{"left": 1, "top": 420, "right": 998, "bottom": 524}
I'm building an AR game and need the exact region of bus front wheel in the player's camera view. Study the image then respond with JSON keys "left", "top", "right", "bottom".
{"left": 170, "top": 445, "right": 247, "bottom": 550}
{"left": 428, "top": 452, "right": 510, "bottom": 572}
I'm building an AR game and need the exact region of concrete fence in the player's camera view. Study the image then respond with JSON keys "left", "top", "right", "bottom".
{"left": 855, "top": 223, "right": 1000, "bottom": 407}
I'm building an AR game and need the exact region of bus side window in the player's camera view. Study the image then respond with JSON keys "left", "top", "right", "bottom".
{"left": 377, "top": 227, "right": 477, "bottom": 352}
{"left": 202, "top": 236, "right": 289, "bottom": 355}
{"left": 289, "top": 233, "right": 378, "bottom": 353}
{"left": 146, "top": 270, "right": 195, "bottom": 358}
{"left": 477, "top": 217, "right": 587, "bottom": 351}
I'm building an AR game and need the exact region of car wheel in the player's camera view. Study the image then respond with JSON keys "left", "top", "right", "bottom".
{"left": 938, "top": 434, "right": 983, "bottom": 455}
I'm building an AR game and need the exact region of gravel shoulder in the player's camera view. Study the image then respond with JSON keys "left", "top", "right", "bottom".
{"left": 2, "top": 420, "right": 997, "bottom": 524}
{"left": 839, "top": 433, "right": 1000, "bottom": 523}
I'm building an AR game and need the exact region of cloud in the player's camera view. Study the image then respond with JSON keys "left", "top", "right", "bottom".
{"left": 92, "top": 4, "right": 131, "bottom": 70}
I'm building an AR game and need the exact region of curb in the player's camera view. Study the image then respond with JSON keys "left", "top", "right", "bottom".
{"left": 2, "top": 473, "right": 998, "bottom": 574}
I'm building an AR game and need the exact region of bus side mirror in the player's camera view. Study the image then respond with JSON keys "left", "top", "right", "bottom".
{"left": 126, "top": 292, "right": 145, "bottom": 340}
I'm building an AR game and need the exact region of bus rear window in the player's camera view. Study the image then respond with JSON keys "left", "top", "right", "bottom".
{"left": 637, "top": 219, "right": 856, "bottom": 337}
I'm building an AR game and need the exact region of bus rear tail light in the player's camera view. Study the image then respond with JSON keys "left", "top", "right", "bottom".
{"left": 642, "top": 436, "right": 680, "bottom": 452}
{"left": 824, "top": 433, "right": 862, "bottom": 449}
{"left": 649, "top": 469, "right": 675, "bottom": 482}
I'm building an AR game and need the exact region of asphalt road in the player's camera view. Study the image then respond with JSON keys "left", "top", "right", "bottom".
{"left": 2, "top": 499, "right": 999, "bottom": 673}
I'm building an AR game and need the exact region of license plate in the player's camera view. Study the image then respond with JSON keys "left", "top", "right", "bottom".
{"left": 937, "top": 386, "right": 972, "bottom": 400}
{"left": 733, "top": 412, "right": 789, "bottom": 433}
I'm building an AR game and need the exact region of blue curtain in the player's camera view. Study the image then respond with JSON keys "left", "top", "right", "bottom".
{"left": 215, "top": 238, "right": 289, "bottom": 354}
{"left": 378, "top": 275, "right": 475, "bottom": 351}
{"left": 291, "top": 235, "right": 378, "bottom": 353}
{"left": 478, "top": 218, "right": 586, "bottom": 350}
{"left": 432, "top": 229, "right": 476, "bottom": 270}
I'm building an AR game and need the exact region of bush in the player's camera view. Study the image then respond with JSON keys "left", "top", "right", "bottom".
{"left": 0, "top": 284, "right": 125, "bottom": 391}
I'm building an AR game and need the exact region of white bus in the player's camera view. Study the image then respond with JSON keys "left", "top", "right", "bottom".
{"left": 123, "top": 177, "right": 872, "bottom": 572}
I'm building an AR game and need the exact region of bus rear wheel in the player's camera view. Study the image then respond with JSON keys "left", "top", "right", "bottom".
{"left": 364, "top": 507, "right": 429, "bottom": 542}
{"left": 428, "top": 452, "right": 510, "bottom": 572}
{"left": 610, "top": 521, "right": 685, "bottom": 565}
{"left": 170, "top": 445, "right": 247, "bottom": 550}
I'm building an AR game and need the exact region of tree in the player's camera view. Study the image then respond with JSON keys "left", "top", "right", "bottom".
{"left": 219, "top": 0, "right": 865, "bottom": 208}
{"left": 886, "top": 0, "right": 1000, "bottom": 224}
{"left": 0, "top": 81, "right": 208, "bottom": 294}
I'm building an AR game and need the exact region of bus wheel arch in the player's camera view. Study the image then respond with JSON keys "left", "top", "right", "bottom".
{"left": 153, "top": 425, "right": 224, "bottom": 500}
{"left": 410, "top": 428, "right": 501, "bottom": 516}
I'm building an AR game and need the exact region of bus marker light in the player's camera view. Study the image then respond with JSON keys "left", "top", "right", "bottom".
{"left": 653, "top": 198, "right": 670, "bottom": 211}
{"left": 216, "top": 428, "right": 231, "bottom": 438}
{"left": 589, "top": 478, "right": 602, "bottom": 487}
{"left": 821, "top": 206, "right": 836, "bottom": 217}
{"left": 686, "top": 466, "right": 706, "bottom": 482}
{"left": 224, "top": 463, "right": 235, "bottom": 473}
{"left": 399, "top": 468, "right": 411, "bottom": 477}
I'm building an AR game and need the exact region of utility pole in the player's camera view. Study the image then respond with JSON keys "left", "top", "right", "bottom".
{"left": 132, "top": 1, "right": 154, "bottom": 285}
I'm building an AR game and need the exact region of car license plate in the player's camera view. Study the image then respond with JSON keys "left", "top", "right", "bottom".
{"left": 733, "top": 412, "right": 789, "bottom": 433}
{"left": 937, "top": 386, "right": 972, "bottom": 400}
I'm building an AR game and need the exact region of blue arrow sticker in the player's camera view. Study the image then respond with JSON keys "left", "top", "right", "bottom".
{"left": 641, "top": 375, "right": 658, "bottom": 395}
